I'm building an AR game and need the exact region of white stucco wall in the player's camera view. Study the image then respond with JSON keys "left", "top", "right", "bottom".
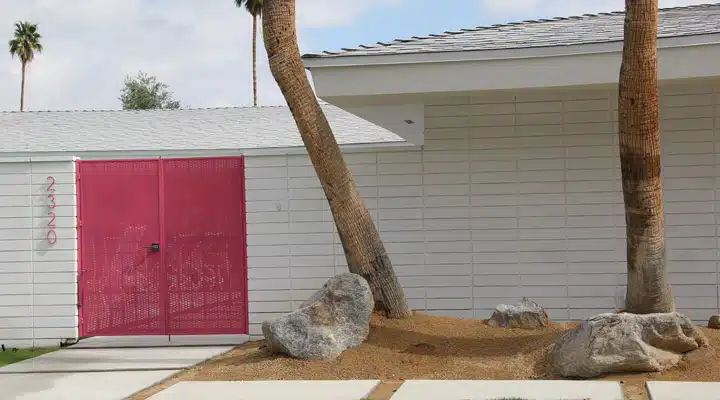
{"left": 245, "top": 80, "right": 720, "bottom": 336}
{"left": 0, "top": 158, "right": 77, "bottom": 348}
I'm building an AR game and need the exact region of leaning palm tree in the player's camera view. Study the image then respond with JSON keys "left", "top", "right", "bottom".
{"left": 235, "top": 0, "right": 263, "bottom": 106}
{"left": 246, "top": 0, "right": 411, "bottom": 318}
{"left": 618, "top": 0, "right": 675, "bottom": 313}
{"left": 8, "top": 21, "right": 43, "bottom": 112}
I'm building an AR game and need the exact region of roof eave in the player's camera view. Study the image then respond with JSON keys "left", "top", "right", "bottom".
{"left": 0, "top": 140, "right": 414, "bottom": 161}
{"left": 302, "top": 32, "right": 720, "bottom": 69}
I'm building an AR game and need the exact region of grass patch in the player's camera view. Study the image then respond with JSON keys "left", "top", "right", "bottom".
{"left": 0, "top": 346, "right": 59, "bottom": 367}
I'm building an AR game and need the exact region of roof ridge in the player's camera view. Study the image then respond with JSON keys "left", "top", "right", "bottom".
{"left": 302, "top": 2, "right": 720, "bottom": 58}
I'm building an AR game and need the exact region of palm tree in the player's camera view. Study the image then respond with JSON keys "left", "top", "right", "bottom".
{"left": 8, "top": 21, "right": 43, "bottom": 112}
{"left": 235, "top": 0, "right": 263, "bottom": 106}
{"left": 618, "top": 0, "right": 675, "bottom": 313}
{"left": 251, "top": 0, "right": 412, "bottom": 318}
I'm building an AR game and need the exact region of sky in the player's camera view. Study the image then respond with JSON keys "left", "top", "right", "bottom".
{"left": 0, "top": 0, "right": 711, "bottom": 111}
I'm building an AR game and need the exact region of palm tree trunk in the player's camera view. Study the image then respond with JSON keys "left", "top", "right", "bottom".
{"left": 20, "top": 61, "right": 26, "bottom": 112}
{"left": 261, "top": 0, "right": 412, "bottom": 318}
{"left": 252, "top": 14, "right": 258, "bottom": 107}
{"left": 619, "top": 0, "right": 675, "bottom": 314}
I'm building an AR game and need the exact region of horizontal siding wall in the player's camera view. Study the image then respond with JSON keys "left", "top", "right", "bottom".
{"left": 245, "top": 79, "right": 720, "bottom": 336}
{"left": 0, "top": 159, "right": 78, "bottom": 348}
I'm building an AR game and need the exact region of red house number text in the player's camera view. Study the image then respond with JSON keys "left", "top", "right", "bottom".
{"left": 46, "top": 176, "right": 57, "bottom": 245}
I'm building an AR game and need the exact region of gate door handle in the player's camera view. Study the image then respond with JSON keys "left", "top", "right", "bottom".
{"left": 143, "top": 242, "right": 160, "bottom": 251}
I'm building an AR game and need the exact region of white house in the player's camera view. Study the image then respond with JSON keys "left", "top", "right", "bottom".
{"left": 1, "top": 4, "right": 720, "bottom": 348}
{"left": 0, "top": 105, "right": 405, "bottom": 347}
{"left": 299, "top": 3, "right": 720, "bottom": 323}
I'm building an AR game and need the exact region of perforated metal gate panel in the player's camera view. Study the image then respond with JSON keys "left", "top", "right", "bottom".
{"left": 77, "top": 157, "right": 248, "bottom": 336}
{"left": 163, "top": 158, "right": 247, "bottom": 334}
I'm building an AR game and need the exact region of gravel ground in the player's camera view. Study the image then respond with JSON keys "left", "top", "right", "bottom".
{"left": 129, "top": 312, "right": 720, "bottom": 400}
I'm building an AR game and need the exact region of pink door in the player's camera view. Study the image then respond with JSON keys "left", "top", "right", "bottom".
{"left": 162, "top": 157, "right": 248, "bottom": 335}
{"left": 77, "top": 160, "right": 165, "bottom": 335}
{"left": 77, "top": 157, "right": 247, "bottom": 336}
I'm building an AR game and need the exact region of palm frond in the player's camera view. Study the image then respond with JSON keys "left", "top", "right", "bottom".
{"left": 7, "top": 21, "right": 42, "bottom": 63}
{"left": 8, "top": 39, "right": 20, "bottom": 57}
{"left": 234, "top": 0, "right": 263, "bottom": 16}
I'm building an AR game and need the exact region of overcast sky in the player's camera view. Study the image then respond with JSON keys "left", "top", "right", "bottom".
{"left": 0, "top": 0, "right": 709, "bottom": 111}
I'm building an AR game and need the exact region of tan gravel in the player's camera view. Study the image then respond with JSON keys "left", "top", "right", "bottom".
{"left": 129, "top": 311, "right": 720, "bottom": 400}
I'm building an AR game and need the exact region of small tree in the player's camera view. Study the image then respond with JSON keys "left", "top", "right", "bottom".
{"left": 119, "top": 71, "right": 181, "bottom": 110}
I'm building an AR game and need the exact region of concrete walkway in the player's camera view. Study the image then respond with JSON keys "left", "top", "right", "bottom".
{"left": 0, "top": 339, "right": 234, "bottom": 400}
{"left": 143, "top": 379, "right": 720, "bottom": 400}
{"left": 0, "top": 370, "right": 177, "bottom": 400}
{"left": 0, "top": 346, "right": 232, "bottom": 374}
{"left": 391, "top": 380, "right": 624, "bottom": 400}
{"left": 646, "top": 381, "right": 720, "bottom": 400}
{"left": 7, "top": 335, "right": 708, "bottom": 400}
{"left": 147, "top": 380, "right": 382, "bottom": 400}
{"left": 147, "top": 380, "right": 625, "bottom": 400}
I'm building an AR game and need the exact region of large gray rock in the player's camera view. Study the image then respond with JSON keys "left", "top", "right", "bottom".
{"left": 487, "top": 297, "right": 549, "bottom": 329}
{"left": 708, "top": 315, "right": 720, "bottom": 329}
{"left": 550, "top": 312, "right": 708, "bottom": 378}
{"left": 261, "top": 273, "right": 374, "bottom": 360}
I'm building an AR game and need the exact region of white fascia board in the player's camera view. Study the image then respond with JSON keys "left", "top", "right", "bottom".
{"left": 308, "top": 41, "right": 720, "bottom": 98}
{"left": 0, "top": 156, "right": 76, "bottom": 163}
{"left": 0, "top": 142, "right": 417, "bottom": 161}
{"left": 303, "top": 33, "right": 720, "bottom": 68}
{"left": 331, "top": 104, "right": 425, "bottom": 146}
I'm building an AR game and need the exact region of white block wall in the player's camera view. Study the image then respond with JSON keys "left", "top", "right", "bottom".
{"left": 245, "top": 79, "right": 720, "bottom": 335}
{"left": 0, "top": 158, "right": 78, "bottom": 348}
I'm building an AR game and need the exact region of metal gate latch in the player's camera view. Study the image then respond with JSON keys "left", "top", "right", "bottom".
{"left": 143, "top": 242, "right": 160, "bottom": 251}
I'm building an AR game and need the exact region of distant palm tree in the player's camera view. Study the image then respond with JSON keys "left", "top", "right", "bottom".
{"left": 235, "top": 0, "right": 263, "bottom": 106}
{"left": 8, "top": 21, "right": 43, "bottom": 112}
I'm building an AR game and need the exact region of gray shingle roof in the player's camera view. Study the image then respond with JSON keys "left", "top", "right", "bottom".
{"left": 302, "top": 3, "right": 720, "bottom": 59}
{"left": 0, "top": 104, "right": 405, "bottom": 155}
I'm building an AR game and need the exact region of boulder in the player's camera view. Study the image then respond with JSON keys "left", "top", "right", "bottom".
{"left": 550, "top": 312, "right": 708, "bottom": 378}
{"left": 262, "top": 273, "right": 374, "bottom": 360}
{"left": 487, "top": 297, "right": 549, "bottom": 329}
{"left": 708, "top": 315, "right": 720, "bottom": 329}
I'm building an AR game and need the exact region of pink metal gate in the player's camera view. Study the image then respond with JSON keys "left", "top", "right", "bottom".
{"left": 77, "top": 157, "right": 248, "bottom": 336}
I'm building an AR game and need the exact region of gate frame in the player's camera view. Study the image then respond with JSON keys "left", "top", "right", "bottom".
{"left": 75, "top": 156, "right": 249, "bottom": 336}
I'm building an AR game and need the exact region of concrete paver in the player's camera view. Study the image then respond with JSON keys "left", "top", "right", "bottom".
{"left": 646, "top": 381, "right": 720, "bottom": 400}
{"left": 0, "top": 370, "right": 180, "bottom": 400}
{"left": 146, "top": 380, "right": 382, "bottom": 400}
{"left": 70, "top": 335, "right": 248, "bottom": 348}
{"left": 389, "top": 379, "right": 625, "bottom": 400}
{"left": 0, "top": 346, "right": 232, "bottom": 373}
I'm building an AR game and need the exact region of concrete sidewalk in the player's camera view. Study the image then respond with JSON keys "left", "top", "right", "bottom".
{"left": 390, "top": 380, "right": 624, "bottom": 400}
{"left": 146, "top": 379, "right": 626, "bottom": 400}
{"left": 0, "top": 344, "right": 233, "bottom": 399}
{"left": 0, "top": 346, "right": 232, "bottom": 373}
{"left": 147, "top": 380, "right": 382, "bottom": 400}
{"left": 646, "top": 381, "right": 720, "bottom": 400}
{"left": 0, "top": 370, "right": 177, "bottom": 400}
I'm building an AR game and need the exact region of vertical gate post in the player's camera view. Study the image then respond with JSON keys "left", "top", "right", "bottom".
{"left": 158, "top": 158, "right": 169, "bottom": 335}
